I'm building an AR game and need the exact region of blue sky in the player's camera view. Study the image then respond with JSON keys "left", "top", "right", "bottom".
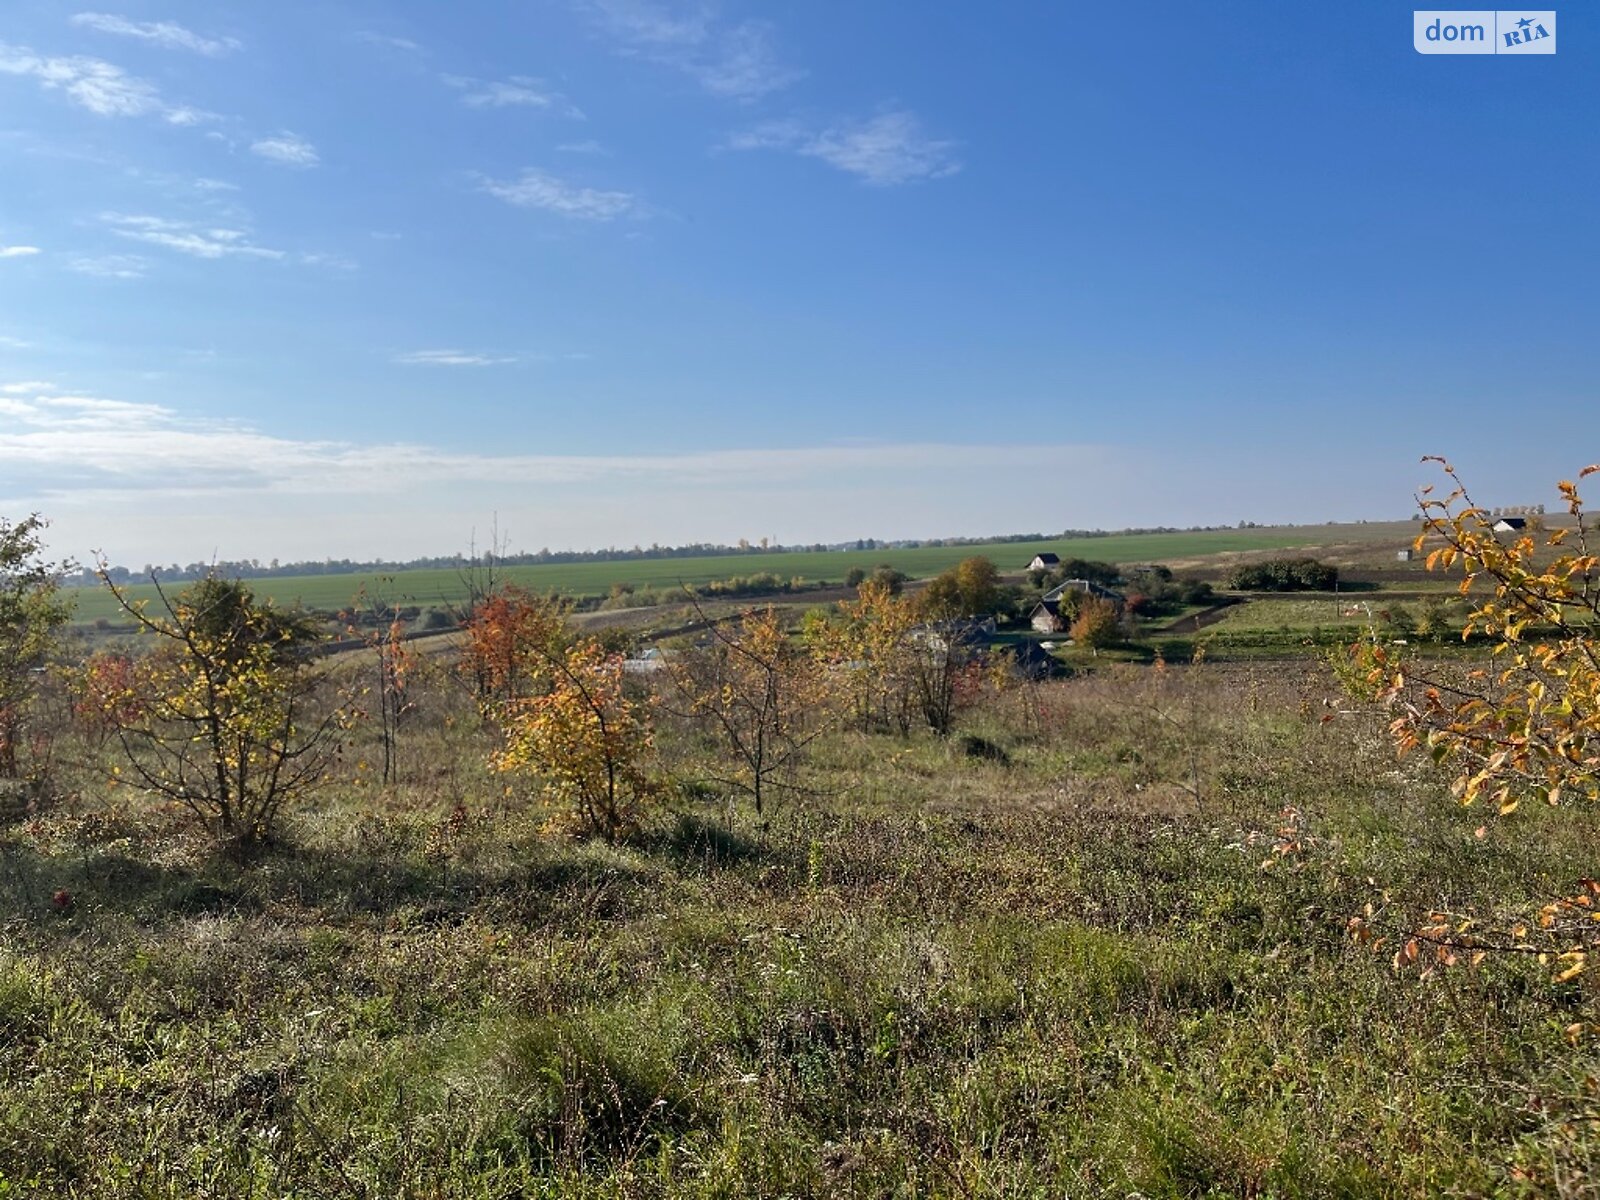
{"left": 1, "top": 2, "right": 1594, "bottom": 565}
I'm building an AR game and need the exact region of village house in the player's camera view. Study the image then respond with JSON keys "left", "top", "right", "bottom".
{"left": 1029, "top": 578, "right": 1125, "bottom": 633}
{"left": 907, "top": 616, "right": 997, "bottom": 656}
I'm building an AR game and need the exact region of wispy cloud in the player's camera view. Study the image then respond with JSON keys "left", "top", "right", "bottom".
{"left": 69, "top": 13, "right": 241, "bottom": 57}
{"left": 0, "top": 245, "right": 41, "bottom": 258}
{"left": 0, "top": 39, "right": 216, "bottom": 126}
{"left": 480, "top": 169, "right": 641, "bottom": 220}
{"left": 249, "top": 132, "right": 319, "bottom": 167}
{"left": 354, "top": 31, "right": 422, "bottom": 54}
{"left": 0, "top": 40, "right": 164, "bottom": 117}
{"left": 298, "top": 251, "right": 357, "bottom": 271}
{"left": 0, "top": 384, "right": 1090, "bottom": 500}
{"left": 163, "top": 105, "right": 219, "bottom": 127}
{"left": 101, "top": 213, "right": 284, "bottom": 260}
{"left": 588, "top": 0, "right": 709, "bottom": 48}
{"left": 557, "top": 139, "right": 610, "bottom": 156}
{"left": 68, "top": 253, "right": 146, "bottom": 278}
{"left": 728, "top": 111, "right": 961, "bottom": 186}
{"left": 442, "top": 73, "right": 580, "bottom": 114}
{"left": 587, "top": 0, "right": 801, "bottom": 101}
{"left": 2, "top": 383, "right": 1205, "bottom": 565}
{"left": 0, "top": 389, "right": 188, "bottom": 434}
{"left": 395, "top": 349, "right": 518, "bottom": 367}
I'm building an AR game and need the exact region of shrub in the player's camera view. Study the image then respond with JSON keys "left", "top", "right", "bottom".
{"left": 920, "top": 557, "right": 1001, "bottom": 618}
{"left": 0, "top": 514, "right": 71, "bottom": 781}
{"left": 1224, "top": 558, "right": 1338, "bottom": 592}
{"left": 1070, "top": 597, "right": 1122, "bottom": 653}
{"left": 1357, "top": 460, "right": 1600, "bottom": 813}
{"left": 461, "top": 587, "right": 569, "bottom": 713}
{"left": 95, "top": 572, "right": 346, "bottom": 844}
{"left": 494, "top": 639, "right": 658, "bottom": 840}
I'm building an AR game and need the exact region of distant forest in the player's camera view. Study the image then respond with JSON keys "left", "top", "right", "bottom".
{"left": 69, "top": 524, "right": 1246, "bottom": 587}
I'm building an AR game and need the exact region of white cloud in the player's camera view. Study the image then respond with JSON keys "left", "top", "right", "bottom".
{"left": 0, "top": 381, "right": 55, "bottom": 394}
{"left": 1, "top": 384, "right": 1214, "bottom": 568}
{"left": 69, "top": 13, "right": 240, "bottom": 56}
{"left": 557, "top": 139, "right": 610, "bottom": 156}
{"left": 728, "top": 111, "right": 961, "bottom": 186}
{"left": 250, "top": 132, "right": 319, "bottom": 167}
{"left": 0, "top": 386, "right": 1098, "bottom": 502}
{"left": 691, "top": 22, "right": 802, "bottom": 101}
{"left": 480, "top": 169, "right": 641, "bottom": 220}
{"left": 0, "top": 41, "right": 163, "bottom": 116}
{"left": 0, "top": 38, "right": 218, "bottom": 124}
{"left": 442, "top": 74, "right": 579, "bottom": 114}
{"left": 0, "top": 336, "right": 33, "bottom": 349}
{"left": 68, "top": 253, "right": 146, "bottom": 278}
{"left": 298, "top": 251, "right": 357, "bottom": 270}
{"left": 395, "top": 350, "right": 517, "bottom": 366}
{"left": 0, "top": 391, "right": 185, "bottom": 433}
{"left": 101, "top": 213, "right": 285, "bottom": 260}
{"left": 588, "top": 0, "right": 709, "bottom": 48}
{"left": 163, "top": 105, "right": 219, "bottom": 127}
{"left": 0, "top": 245, "right": 42, "bottom": 258}
{"left": 354, "top": 32, "right": 422, "bottom": 54}
{"left": 587, "top": 1, "right": 801, "bottom": 101}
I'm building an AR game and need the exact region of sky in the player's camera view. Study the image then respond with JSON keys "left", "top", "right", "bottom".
{"left": 1, "top": 1, "right": 1595, "bottom": 567}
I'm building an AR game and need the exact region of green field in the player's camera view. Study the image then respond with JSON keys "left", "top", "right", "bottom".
{"left": 65, "top": 523, "right": 1419, "bottom": 625}
{"left": 1209, "top": 595, "right": 1404, "bottom": 633}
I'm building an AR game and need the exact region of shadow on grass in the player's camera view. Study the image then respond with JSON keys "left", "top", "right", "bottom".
{"left": 641, "top": 811, "right": 777, "bottom": 872}
{"left": 0, "top": 825, "right": 676, "bottom": 933}
{"left": 0, "top": 837, "right": 259, "bottom": 927}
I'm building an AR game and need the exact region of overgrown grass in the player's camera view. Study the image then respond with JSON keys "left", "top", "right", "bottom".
{"left": 1, "top": 659, "right": 1596, "bottom": 1197}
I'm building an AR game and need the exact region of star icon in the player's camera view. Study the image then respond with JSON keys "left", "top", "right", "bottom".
{"left": 1517, "top": 16, "right": 1533, "bottom": 29}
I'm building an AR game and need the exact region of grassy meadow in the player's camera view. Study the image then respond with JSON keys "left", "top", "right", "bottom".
{"left": 3, "top": 637, "right": 1598, "bottom": 1197}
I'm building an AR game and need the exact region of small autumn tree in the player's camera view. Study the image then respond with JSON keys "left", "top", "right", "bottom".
{"left": 347, "top": 581, "right": 418, "bottom": 785}
{"left": 460, "top": 586, "right": 569, "bottom": 715}
{"left": 667, "top": 605, "right": 839, "bottom": 816}
{"left": 0, "top": 514, "right": 72, "bottom": 781}
{"left": 902, "top": 621, "right": 985, "bottom": 736}
{"left": 1070, "top": 596, "right": 1121, "bottom": 654}
{"left": 74, "top": 650, "right": 146, "bottom": 750}
{"left": 812, "top": 579, "right": 922, "bottom": 735}
{"left": 1355, "top": 459, "right": 1600, "bottom": 813}
{"left": 96, "top": 571, "right": 345, "bottom": 844}
{"left": 494, "top": 638, "right": 657, "bottom": 840}
{"left": 1344, "top": 459, "right": 1600, "bottom": 979}
{"left": 920, "top": 556, "right": 1002, "bottom": 618}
